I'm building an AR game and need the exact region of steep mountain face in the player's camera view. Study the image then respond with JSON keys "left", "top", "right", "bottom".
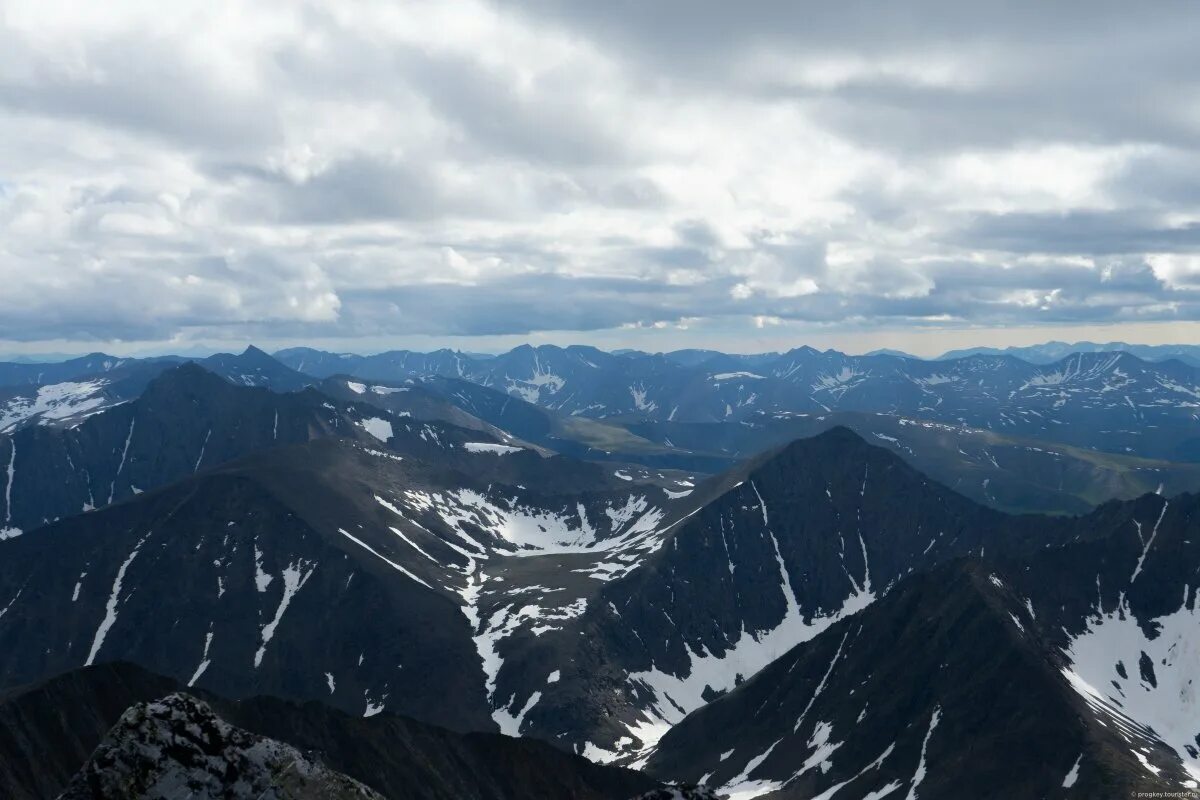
{"left": 0, "top": 363, "right": 417, "bottom": 535}
{"left": 0, "top": 448, "right": 494, "bottom": 731}
{"left": 0, "top": 427, "right": 690, "bottom": 735}
{"left": 626, "top": 411, "right": 1200, "bottom": 515}
{"left": 999, "top": 492, "right": 1200, "bottom": 787}
{"left": 644, "top": 561, "right": 1195, "bottom": 799}
{"left": 641, "top": 491, "right": 1200, "bottom": 798}
{"left": 0, "top": 662, "right": 660, "bottom": 800}
{"left": 483, "top": 428, "right": 1077, "bottom": 761}
{"left": 279, "top": 344, "right": 1200, "bottom": 462}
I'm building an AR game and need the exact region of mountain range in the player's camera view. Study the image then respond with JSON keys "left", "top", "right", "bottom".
{"left": 939, "top": 341, "right": 1200, "bottom": 367}
{"left": 272, "top": 344, "right": 1200, "bottom": 463}
{"left": 0, "top": 343, "right": 1197, "bottom": 798}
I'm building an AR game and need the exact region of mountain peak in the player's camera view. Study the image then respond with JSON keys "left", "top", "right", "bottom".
{"left": 753, "top": 424, "right": 879, "bottom": 470}
{"left": 239, "top": 344, "right": 272, "bottom": 360}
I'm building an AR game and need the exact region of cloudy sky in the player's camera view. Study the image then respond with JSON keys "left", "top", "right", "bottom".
{"left": 3, "top": 0, "right": 1200, "bottom": 357}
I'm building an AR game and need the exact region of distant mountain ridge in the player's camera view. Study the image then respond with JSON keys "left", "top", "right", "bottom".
{"left": 0, "top": 346, "right": 316, "bottom": 436}
{"left": 10, "top": 344, "right": 1200, "bottom": 514}
{"left": 275, "top": 344, "right": 1200, "bottom": 462}
{"left": 939, "top": 340, "right": 1200, "bottom": 366}
{"left": 0, "top": 363, "right": 414, "bottom": 534}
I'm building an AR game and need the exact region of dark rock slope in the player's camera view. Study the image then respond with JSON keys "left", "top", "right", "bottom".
{"left": 0, "top": 363, "right": 399, "bottom": 534}
{"left": 643, "top": 491, "right": 1200, "bottom": 798}
{"left": 0, "top": 662, "right": 659, "bottom": 800}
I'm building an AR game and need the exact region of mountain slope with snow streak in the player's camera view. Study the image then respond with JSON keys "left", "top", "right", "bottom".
{"left": 996, "top": 492, "right": 1200, "bottom": 788}
{"left": 645, "top": 560, "right": 1195, "bottom": 799}
{"left": 0, "top": 427, "right": 691, "bottom": 736}
{"left": 641, "top": 489, "right": 1200, "bottom": 798}
{"left": 493, "top": 427, "right": 1078, "bottom": 762}
{"left": 0, "top": 363, "right": 441, "bottom": 535}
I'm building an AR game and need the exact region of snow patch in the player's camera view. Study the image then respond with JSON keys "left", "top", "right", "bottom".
{"left": 1062, "top": 755, "right": 1081, "bottom": 788}
{"left": 1062, "top": 594, "right": 1200, "bottom": 781}
{"left": 358, "top": 417, "right": 393, "bottom": 443}
{"left": 338, "top": 528, "right": 432, "bottom": 589}
{"left": 254, "top": 559, "right": 317, "bottom": 668}
{"left": 904, "top": 706, "right": 941, "bottom": 800}
{"left": 187, "top": 630, "right": 214, "bottom": 687}
{"left": 712, "top": 372, "right": 765, "bottom": 381}
{"left": 85, "top": 533, "right": 150, "bottom": 666}
{"left": 464, "top": 442, "right": 523, "bottom": 455}
{"left": 0, "top": 379, "right": 112, "bottom": 433}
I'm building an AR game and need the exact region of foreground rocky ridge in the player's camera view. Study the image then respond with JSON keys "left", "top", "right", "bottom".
{"left": 1, "top": 662, "right": 659, "bottom": 800}
{"left": 60, "top": 692, "right": 384, "bottom": 800}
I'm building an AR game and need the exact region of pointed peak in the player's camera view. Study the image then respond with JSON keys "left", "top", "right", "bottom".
{"left": 774, "top": 424, "right": 873, "bottom": 456}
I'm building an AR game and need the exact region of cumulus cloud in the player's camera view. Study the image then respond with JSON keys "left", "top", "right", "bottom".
{"left": 1, "top": 0, "right": 1200, "bottom": 348}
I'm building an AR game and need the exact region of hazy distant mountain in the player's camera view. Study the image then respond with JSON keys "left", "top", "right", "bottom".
{"left": 0, "top": 353, "right": 181, "bottom": 388}
{"left": 0, "top": 353, "right": 84, "bottom": 364}
{"left": 279, "top": 344, "right": 1200, "bottom": 462}
{"left": 862, "top": 347, "right": 917, "bottom": 358}
{"left": 940, "top": 340, "right": 1200, "bottom": 367}
{"left": 622, "top": 410, "right": 1200, "bottom": 515}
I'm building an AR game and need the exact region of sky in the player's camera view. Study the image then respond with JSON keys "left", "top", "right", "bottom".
{"left": 3, "top": 1, "right": 1200, "bottom": 358}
